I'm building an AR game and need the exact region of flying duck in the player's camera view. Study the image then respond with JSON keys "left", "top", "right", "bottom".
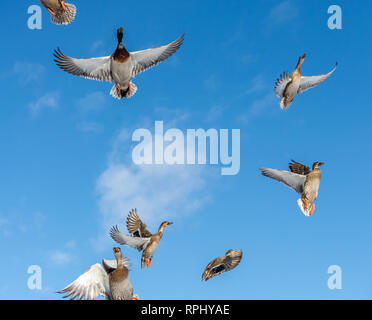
{"left": 260, "top": 160, "right": 325, "bottom": 216}
{"left": 58, "top": 247, "right": 139, "bottom": 300}
{"left": 274, "top": 54, "right": 337, "bottom": 109}
{"left": 110, "top": 209, "right": 173, "bottom": 268}
{"left": 202, "top": 250, "right": 243, "bottom": 281}
{"left": 40, "top": 0, "right": 76, "bottom": 25}
{"left": 54, "top": 27, "right": 184, "bottom": 99}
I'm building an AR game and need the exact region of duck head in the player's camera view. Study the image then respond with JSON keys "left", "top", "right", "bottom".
{"left": 225, "top": 249, "right": 240, "bottom": 256}
{"left": 113, "top": 247, "right": 122, "bottom": 260}
{"left": 117, "top": 27, "right": 124, "bottom": 44}
{"left": 158, "top": 221, "right": 173, "bottom": 232}
{"left": 296, "top": 53, "right": 306, "bottom": 68}
{"left": 312, "top": 161, "right": 325, "bottom": 170}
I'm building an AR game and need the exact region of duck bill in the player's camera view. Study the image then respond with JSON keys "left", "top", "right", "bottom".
{"left": 319, "top": 162, "right": 325, "bottom": 166}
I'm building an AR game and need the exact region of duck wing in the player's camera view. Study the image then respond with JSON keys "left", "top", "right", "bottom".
{"left": 110, "top": 225, "right": 150, "bottom": 252}
{"left": 102, "top": 257, "right": 131, "bottom": 274}
{"left": 126, "top": 209, "right": 152, "bottom": 238}
{"left": 130, "top": 34, "right": 184, "bottom": 77}
{"left": 289, "top": 160, "right": 311, "bottom": 175}
{"left": 58, "top": 263, "right": 110, "bottom": 300}
{"left": 274, "top": 71, "right": 291, "bottom": 97}
{"left": 54, "top": 48, "right": 112, "bottom": 82}
{"left": 259, "top": 168, "right": 306, "bottom": 194}
{"left": 202, "top": 251, "right": 243, "bottom": 281}
{"left": 297, "top": 63, "right": 337, "bottom": 94}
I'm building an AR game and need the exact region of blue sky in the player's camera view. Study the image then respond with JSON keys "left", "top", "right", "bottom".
{"left": 0, "top": 0, "right": 372, "bottom": 300}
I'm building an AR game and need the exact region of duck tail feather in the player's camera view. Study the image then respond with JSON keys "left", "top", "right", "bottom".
{"left": 280, "top": 98, "right": 292, "bottom": 110}
{"left": 51, "top": 3, "right": 76, "bottom": 25}
{"left": 110, "top": 84, "right": 122, "bottom": 99}
{"left": 297, "top": 198, "right": 313, "bottom": 216}
{"left": 125, "top": 82, "right": 137, "bottom": 98}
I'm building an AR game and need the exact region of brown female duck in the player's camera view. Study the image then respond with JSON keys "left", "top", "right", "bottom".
{"left": 274, "top": 54, "right": 337, "bottom": 109}
{"left": 40, "top": 0, "right": 76, "bottom": 25}
{"left": 202, "top": 250, "right": 243, "bottom": 281}
{"left": 260, "top": 160, "right": 325, "bottom": 216}
{"left": 110, "top": 209, "right": 173, "bottom": 268}
{"left": 58, "top": 247, "right": 139, "bottom": 300}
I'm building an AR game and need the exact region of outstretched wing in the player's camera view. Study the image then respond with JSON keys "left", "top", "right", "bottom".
{"left": 58, "top": 263, "right": 110, "bottom": 300}
{"left": 259, "top": 167, "right": 306, "bottom": 194}
{"left": 274, "top": 71, "right": 291, "bottom": 97}
{"left": 289, "top": 160, "right": 311, "bottom": 176}
{"left": 126, "top": 209, "right": 152, "bottom": 238}
{"left": 130, "top": 34, "right": 184, "bottom": 77}
{"left": 53, "top": 48, "right": 113, "bottom": 82}
{"left": 298, "top": 62, "right": 338, "bottom": 94}
{"left": 110, "top": 225, "right": 150, "bottom": 252}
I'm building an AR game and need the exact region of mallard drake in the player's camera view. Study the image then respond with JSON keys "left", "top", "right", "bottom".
{"left": 40, "top": 0, "right": 76, "bottom": 25}
{"left": 260, "top": 160, "right": 325, "bottom": 216}
{"left": 110, "top": 209, "right": 173, "bottom": 268}
{"left": 58, "top": 247, "right": 139, "bottom": 300}
{"left": 202, "top": 250, "right": 243, "bottom": 281}
{"left": 274, "top": 54, "right": 337, "bottom": 109}
{"left": 54, "top": 27, "right": 184, "bottom": 99}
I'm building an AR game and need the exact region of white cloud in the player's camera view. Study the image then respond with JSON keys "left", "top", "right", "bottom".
{"left": 28, "top": 92, "right": 59, "bottom": 116}
{"left": 95, "top": 124, "right": 215, "bottom": 250}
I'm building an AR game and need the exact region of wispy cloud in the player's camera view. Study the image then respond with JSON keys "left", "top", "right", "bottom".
{"left": 49, "top": 251, "right": 72, "bottom": 266}
{"left": 76, "top": 121, "right": 104, "bottom": 134}
{"left": 13, "top": 62, "right": 45, "bottom": 83}
{"left": 76, "top": 91, "right": 107, "bottom": 113}
{"left": 267, "top": 0, "right": 299, "bottom": 27}
{"left": 28, "top": 92, "right": 59, "bottom": 116}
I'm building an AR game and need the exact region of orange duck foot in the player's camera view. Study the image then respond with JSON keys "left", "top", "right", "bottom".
{"left": 132, "top": 296, "right": 140, "bottom": 300}
{"left": 47, "top": 8, "right": 56, "bottom": 15}
{"left": 302, "top": 198, "right": 308, "bottom": 209}
{"left": 61, "top": 0, "right": 67, "bottom": 11}
{"left": 117, "top": 84, "right": 121, "bottom": 96}
{"left": 309, "top": 203, "right": 315, "bottom": 216}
